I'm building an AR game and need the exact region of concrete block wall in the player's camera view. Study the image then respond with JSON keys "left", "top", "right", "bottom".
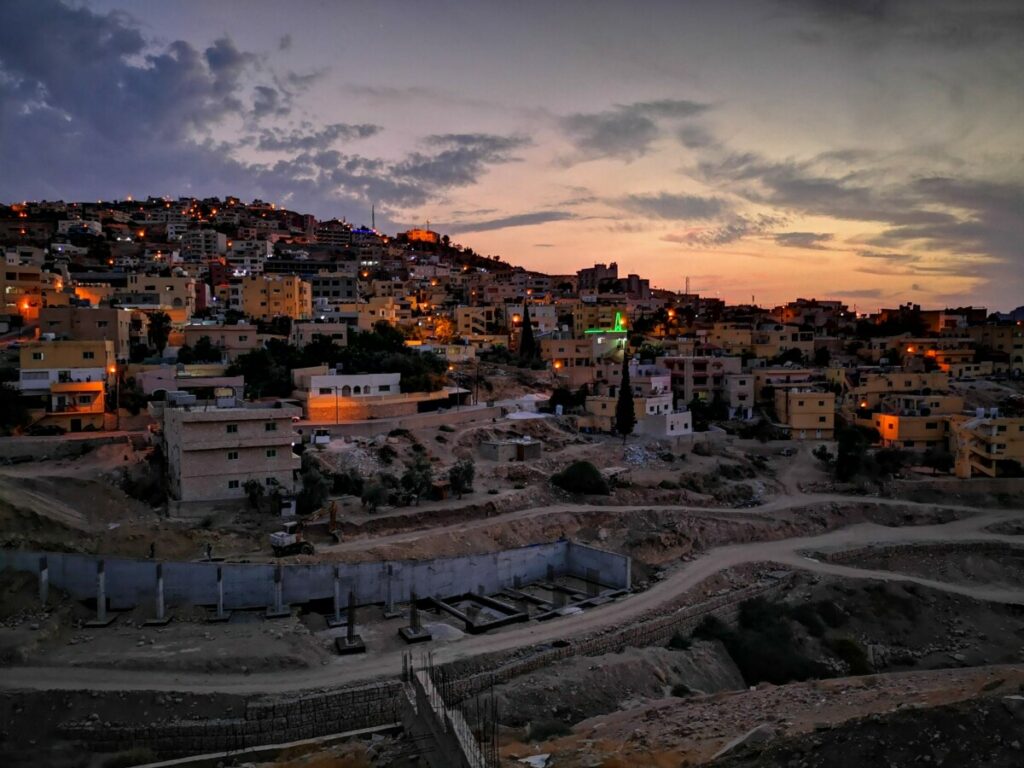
{"left": 0, "top": 540, "right": 629, "bottom": 612}
{"left": 566, "top": 541, "right": 630, "bottom": 588}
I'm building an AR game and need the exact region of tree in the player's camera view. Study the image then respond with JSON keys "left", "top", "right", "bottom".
{"left": 551, "top": 461, "right": 610, "bottom": 495}
{"left": 0, "top": 383, "right": 29, "bottom": 433}
{"left": 814, "top": 347, "right": 832, "bottom": 366}
{"left": 922, "top": 446, "right": 955, "bottom": 475}
{"left": 401, "top": 453, "right": 433, "bottom": 505}
{"left": 874, "top": 447, "right": 908, "bottom": 478}
{"left": 243, "top": 479, "right": 265, "bottom": 510}
{"left": 147, "top": 311, "right": 172, "bottom": 356}
{"left": 812, "top": 445, "right": 835, "bottom": 466}
{"left": 615, "top": 357, "right": 636, "bottom": 443}
{"left": 518, "top": 302, "right": 537, "bottom": 363}
{"left": 448, "top": 459, "right": 475, "bottom": 499}
{"left": 297, "top": 453, "right": 330, "bottom": 514}
{"left": 361, "top": 479, "right": 387, "bottom": 512}
{"left": 835, "top": 426, "right": 869, "bottom": 481}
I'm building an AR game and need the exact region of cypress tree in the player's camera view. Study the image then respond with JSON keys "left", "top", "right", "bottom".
{"left": 518, "top": 302, "right": 537, "bottom": 362}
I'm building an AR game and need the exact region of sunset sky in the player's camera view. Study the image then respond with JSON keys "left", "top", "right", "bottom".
{"left": 1, "top": 1, "right": 1021, "bottom": 310}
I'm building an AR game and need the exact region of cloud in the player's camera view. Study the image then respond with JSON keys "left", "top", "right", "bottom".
{"left": 0, "top": 1, "right": 527, "bottom": 224}
{"left": 616, "top": 192, "right": 727, "bottom": 220}
{"left": 664, "top": 214, "right": 785, "bottom": 246}
{"left": 451, "top": 211, "right": 576, "bottom": 234}
{"left": 278, "top": 34, "right": 292, "bottom": 51}
{"left": 838, "top": 288, "right": 886, "bottom": 298}
{"left": 678, "top": 125, "right": 717, "bottom": 149}
{"left": 256, "top": 123, "right": 381, "bottom": 151}
{"left": 560, "top": 99, "right": 710, "bottom": 161}
{"left": 773, "top": 231, "right": 833, "bottom": 249}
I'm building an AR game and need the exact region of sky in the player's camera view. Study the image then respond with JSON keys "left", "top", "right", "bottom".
{"left": 0, "top": 1, "right": 1021, "bottom": 311}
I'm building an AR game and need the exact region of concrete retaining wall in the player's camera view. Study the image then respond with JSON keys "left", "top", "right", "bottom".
{"left": 312, "top": 405, "right": 503, "bottom": 438}
{"left": 0, "top": 540, "right": 629, "bottom": 611}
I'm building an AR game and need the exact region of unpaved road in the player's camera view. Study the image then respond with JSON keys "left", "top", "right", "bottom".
{"left": 2, "top": 504, "right": 1022, "bottom": 695}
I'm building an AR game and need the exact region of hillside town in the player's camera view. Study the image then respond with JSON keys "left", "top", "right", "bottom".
{"left": 1, "top": 195, "right": 1023, "bottom": 768}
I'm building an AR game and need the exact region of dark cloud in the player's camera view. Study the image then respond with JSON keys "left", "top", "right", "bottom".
{"left": 0, "top": 1, "right": 525, "bottom": 223}
{"left": 773, "top": 231, "right": 833, "bottom": 249}
{"left": 663, "top": 214, "right": 784, "bottom": 246}
{"left": 561, "top": 99, "right": 710, "bottom": 161}
{"left": 678, "top": 125, "right": 717, "bottom": 150}
{"left": 278, "top": 34, "right": 293, "bottom": 51}
{"left": 784, "top": 0, "right": 1024, "bottom": 48}
{"left": 256, "top": 123, "right": 381, "bottom": 151}
{"left": 395, "top": 134, "right": 530, "bottom": 188}
{"left": 617, "top": 192, "right": 727, "bottom": 220}
{"left": 451, "top": 211, "right": 575, "bottom": 234}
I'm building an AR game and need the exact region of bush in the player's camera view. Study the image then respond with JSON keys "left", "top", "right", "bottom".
{"left": 377, "top": 444, "right": 398, "bottom": 465}
{"left": 551, "top": 461, "right": 610, "bottom": 495}
{"left": 526, "top": 719, "right": 571, "bottom": 742}
{"left": 789, "top": 603, "right": 827, "bottom": 637}
{"left": 439, "top": 424, "right": 455, "bottom": 433}
{"left": 670, "top": 683, "right": 692, "bottom": 697}
{"left": 826, "top": 636, "right": 872, "bottom": 675}
{"left": 658, "top": 479, "right": 679, "bottom": 490}
{"left": 667, "top": 632, "right": 692, "bottom": 650}
{"left": 815, "top": 600, "right": 848, "bottom": 628}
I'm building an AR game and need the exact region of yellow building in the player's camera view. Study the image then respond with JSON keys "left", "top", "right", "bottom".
{"left": 241, "top": 274, "right": 312, "bottom": 322}
{"left": 869, "top": 394, "right": 963, "bottom": 449}
{"left": 38, "top": 306, "right": 134, "bottom": 361}
{"left": 32, "top": 380, "right": 107, "bottom": 432}
{"left": 120, "top": 274, "right": 197, "bottom": 323}
{"left": 774, "top": 388, "right": 835, "bottom": 439}
{"left": 1, "top": 265, "right": 66, "bottom": 321}
{"left": 950, "top": 413, "right": 1024, "bottom": 478}
{"left": 834, "top": 369, "right": 951, "bottom": 412}
{"left": 964, "top": 324, "right": 1024, "bottom": 374}
{"left": 571, "top": 303, "right": 628, "bottom": 337}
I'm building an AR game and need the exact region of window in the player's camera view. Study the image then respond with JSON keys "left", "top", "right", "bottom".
{"left": 818, "top": 416, "right": 826, "bottom": 423}
{"left": 319, "top": 387, "right": 332, "bottom": 395}
{"left": 379, "top": 384, "right": 391, "bottom": 392}
{"left": 265, "top": 477, "right": 276, "bottom": 485}
{"left": 926, "top": 422, "right": 938, "bottom": 430}
{"left": 817, "top": 400, "right": 825, "bottom": 406}
{"left": 96, "top": 320, "right": 108, "bottom": 328}
{"left": 83, "top": 351, "right": 95, "bottom": 360}
{"left": 226, "top": 424, "right": 238, "bottom": 433}
{"left": 228, "top": 480, "right": 240, "bottom": 489}
{"left": 238, "top": 335, "right": 248, "bottom": 342}
{"left": 266, "top": 449, "right": 277, "bottom": 458}
{"left": 227, "top": 451, "right": 239, "bottom": 460}
{"left": 32, "top": 352, "right": 44, "bottom": 361}
{"left": 265, "top": 422, "right": 277, "bottom": 431}
{"left": 797, "top": 400, "right": 804, "bottom": 407}
{"left": 77, "top": 395, "right": 91, "bottom": 404}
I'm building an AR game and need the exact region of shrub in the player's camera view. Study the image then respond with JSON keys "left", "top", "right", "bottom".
{"left": 815, "top": 600, "right": 848, "bottom": 628}
{"left": 439, "top": 424, "right": 455, "bottom": 433}
{"left": 667, "top": 632, "right": 692, "bottom": 650}
{"left": 526, "top": 719, "right": 571, "bottom": 742}
{"left": 826, "top": 636, "right": 872, "bottom": 675}
{"left": 670, "top": 683, "right": 692, "bottom": 697}
{"left": 377, "top": 444, "right": 398, "bottom": 465}
{"left": 789, "top": 603, "right": 827, "bottom": 637}
{"left": 658, "top": 479, "right": 679, "bottom": 490}
{"left": 692, "top": 441, "right": 713, "bottom": 457}
{"left": 551, "top": 461, "right": 610, "bottom": 495}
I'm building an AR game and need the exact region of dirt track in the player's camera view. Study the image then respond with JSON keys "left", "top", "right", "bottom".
{"left": 2, "top": 501, "right": 1021, "bottom": 695}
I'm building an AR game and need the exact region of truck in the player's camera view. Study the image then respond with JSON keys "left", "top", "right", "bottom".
{"left": 269, "top": 520, "right": 314, "bottom": 557}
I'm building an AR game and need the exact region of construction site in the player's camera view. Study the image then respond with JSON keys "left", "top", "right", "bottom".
{"left": 0, "top": 402, "right": 1022, "bottom": 768}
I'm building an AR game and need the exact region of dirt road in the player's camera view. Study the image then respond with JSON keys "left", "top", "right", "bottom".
{"left": 3, "top": 504, "right": 1021, "bottom": 695}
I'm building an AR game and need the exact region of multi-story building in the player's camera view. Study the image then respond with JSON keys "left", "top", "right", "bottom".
{"left": 870, "top": 394, "right": 964, "bottom": 449}
{"left": 182, "top": 323, "right": 261, "bottom": 361}
{"left": 38, "top": 306, "right": 133, "bottom": 360}
{"left": 659, "top": 355, "right": 742, "bottom": 404}
{"left": 310, "top": 273, "right": 359, "bottom": 306}
{"left": 314, "top": 219, "right": 352, "bottom": 247}
{"left": 227, "top": 239, "right": 273, "bottom": 275}
{"left": 18, "top": 340, "right": 116, "bottom": 395}
{"left": 291, "top": 367, "right": 448, "bottom": 421}
{"left": 240, "top": 274, "right": 312, "bottom": 321}
{"left": 120, "top": 274, "right": 197, "bottom": 323}
{"left": 180, "top": 229, "right": 227, "bottom": 259}
{"left": 774, "top": 388, "right": 835, "bottom": 440}
{"left": 162, "top": 402, "right": 301, "bottom": 503}
{"left": 965, "top": 324, "right": 1024, "bottom": 374}
{"left": 289, "top": 321, "right": 348, "bottom": 348}
{"left": 950, "top": 412, "right": 1024, "bottom": 478}
{"left": 725, "top": 373, "right": 755, "bottom": 420}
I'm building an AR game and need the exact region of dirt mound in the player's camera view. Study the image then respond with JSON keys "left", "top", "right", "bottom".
{"left": 486, "top": 642, "right": 743, "bottom": 730}
{"left": 712, "top": 694, "right": 1024, "bottom": 768}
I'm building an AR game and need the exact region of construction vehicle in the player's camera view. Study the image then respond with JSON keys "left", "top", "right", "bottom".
{"left": 269, "top": 520, "right": 314, "bottom": 557}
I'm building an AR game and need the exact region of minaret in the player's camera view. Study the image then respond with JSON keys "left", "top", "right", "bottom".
{"left": 371, "top": 204, "right": 375, "bottom": 230}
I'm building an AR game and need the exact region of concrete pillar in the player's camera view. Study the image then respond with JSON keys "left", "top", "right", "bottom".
{"left": 383, "top": 564, "right": 400, "bottom": 618}
{"left": 410, "top": 592, "right": 421, "bottom": 632}
{"left": 155, "top": 564, "right": 165, "bottom": 621}
{"left": 347, "top": 590, "right": 357, "bottom": 643}
{"left": 38, "top": 556, "right": 48, "bottom": 606}
{"left": 513, "top": 575, "right": 521, "bottom": 590}
{"left": 327, "top": 565, "right": 344, "bottom": 628}
{"left": 216, "top": 567, "right": 226, "bottom": 618}
{"left": 96, "top": 560, "right": 107, "bottom": 623}
{"left": 586, "top": 567, "right": 600, "bottom": 597}
{"left": 266, "top": 564, "right": 289, "bottom": 618}
{"left": 546, "top": 564, "right": 555, "bottom": 582}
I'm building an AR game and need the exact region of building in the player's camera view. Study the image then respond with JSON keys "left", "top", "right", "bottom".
{"left": 240, "top": 274, "right": 312, "bottom": 321}
{"left": 291, "top": 367, "right": 449, "bottom": 422}
{"left": 950, "top": 412, "right": 1024, "bottom": 478}
{"left": 18, "top": 340, "right": 115, "bottom": 395}
{"left": 659, "top": 355, "right": 742, "bottom": 404}
{"left": 120, "top": 274, "right": 196, "bottom": 323}
{"left": 774, "top": 389, "right": 835, "bottom": 440}
{"left": 576, "top": 262, "right": 618, "bottom": 292}
{"left": 38, "top": 306, "right": 133, "bottom": 360}
{"left": 725, "top": 373, "right": 755, "bottom": 420}
{"left": 310, "top": 273, "right": 359, "bottom": 306}
{"left": 182, "top": 323, "right": 260, "bottom": 361}
{"left": 870, "top": 394, "right": 964, "bottom": 449}
{"left": 180, "top": 229, "right": 228, "bottom": 259}
{"left": 32, "top": 379, "right": 107, "bottom": 432}
{"left": 162, "top": 402, "right": 301, "bottom": 503}
{"left": 289, "top": 321, "right": 348, "bottom": 348}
